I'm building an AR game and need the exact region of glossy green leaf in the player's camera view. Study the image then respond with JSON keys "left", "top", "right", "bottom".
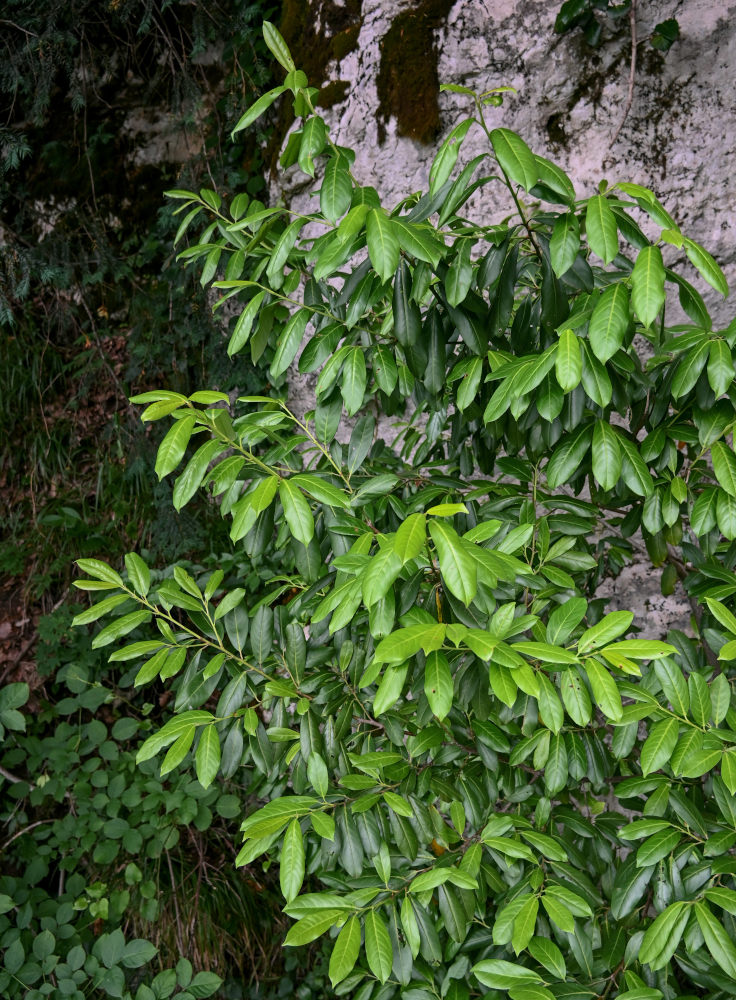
{"left": 491, "top": 129, "right": 539, "bottom": 191}
{"left": 631, "top": 246, "right": 665, "bottom": 327}
{"left": 364, "top": 910, "right": 392, "bottom": 984}
{"left": 586, "top": 195, "right": 618, "bottom": 264}
{"left": 589, "top": 284, "right": 629, "bottom": 362}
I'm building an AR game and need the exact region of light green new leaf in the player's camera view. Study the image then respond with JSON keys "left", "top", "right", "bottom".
{"left": 694, "top": 902, "right": 736, "bottom": 979}
{"left": 429, "top": 119, "right": 473, "bottom": 195}
{"left": 280, "top": 819, "right": 305, "bottom": 903}
{"left": 586, "top": 195, "right": 618, "bottom": 264}
{"left": 364, "top": 910, "right": 392, "bottom": 984}
{"left": 72, "top": 592, "right": 131, "bottom": 626}
{"left": 684, "top": 237, "right": 729, "bottom": 296}
{"left": 711, "top": 441, "right": 736, "bottom": 497}
{"left": 555, "top": 329, "right": 582, "bottom": 392}
{"left": 262, "top": 21, "right": 295, "bottom": 71}
{"left": 472, "top": 959, "right": 543, "bottom": 990}
{"left": 549, "top": 212, "right": 580, "bottom": 277}
{"left": 155, "top": 414, "right": 196, "bottom": 480}
{"left": 639, "top": 901, "right": 689, "bottom": 970}
{"left": 584, "top": 658, "right": 623, "bottom": 721}
{"left": 372, "top": 663, "right": 408, "bottom": 716}
{"left": 374, "top": 624, "right": 445, "bottom": 664}
{"left": 366, "top": 209, "right": 400, "bottom": 282}
{"left": 173, "top": 439, "right": 224, "bottom": 511}
{"left": 528, "top": 937, "right": 566, "bottom": 980}
{"left": 160, "top": 726, "right": 195, "bottom": 776}
{"left": 708, "top": 339, "right": 734, "bottom": 396}
{"left": 394, "top": 512, "right": 426, "bottom": 564}
{"left": 578, "top": 611, "right": 633, "bottom": 653}
{"left": 270, "top": 308, "right": 310, "bottom": 379}
{"left": 329, "top": 916, "right": 361, "bottom": 987}
{"left": 320, "top": 156, "right": 352, "bottom": 222}
{"left": 341, "top": 347, "right": 367, "bottom": 416}
{"left": 671, "top": 340, "right": 709, "bottom": 399}
{"left": 631, "top": 246, "right": 665, "bottom": 327}
{"left": 640, "top": 718, "right": 679, "bottom": 775}
{"left": 424, "top": 650, "right": 453, "bottom": 720}
{"left": 91, "top": 610, "right": 153, "bottom": 649}
{"left": 228, "top": 291, "right": 265, "bottom": 356}
{"left": 195, "top": 725, "right": 221, "bottom": 789}
{"left": 446, "top": 239, "right": 473, "bottom": 307}
{"left": 635, "top": 829, "right": 681, "bottom": 867}
{"left": 592, "top": 420, "right": 622, "bottom": 491}
{"left": 231, "top": 85, "right": 287, "bottom": 136}
{"left": 546, "top": 424, "right": 592, "bottom": 488}
{"left": 456, "top": 356, "right": 483, "bottom": 411}
{"left": 283, "top": 910, "right": 342, "bottom": 947}
{"left": 429, "top": 520, "right": 477, "bottom": 606}
{"left": 589, "top": 284, "right": 629, "bottom": 362}
{"left": 266, "top": 219, "right": 302, "bottom": 287}
{"left": 491, "top": 128, "right": 539, "bottom": 192}
{"left": 279, "top": 479, "right": 315, "bottom": 546}
{"left": 512, "top": 895, "right": 539, "bottom": 954}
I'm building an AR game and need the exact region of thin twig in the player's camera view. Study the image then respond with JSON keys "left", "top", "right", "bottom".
{"left": 0, "top": 765, "right": 30, "bottom": 786}
{"left": 609, "top": 0, "right": 637, "bottom": 149}
{"left": 165, "top": 849, "right": 185, "bottom": 956}
{"left": 0, "top": 819, "right": 52, "bottom": 854}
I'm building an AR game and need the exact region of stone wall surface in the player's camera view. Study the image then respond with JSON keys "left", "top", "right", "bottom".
{"left": 273, "top": 0, "right": 736, "bottom": 636}
{"left": 279, "top": 1, "right": 736, "bottom": 319}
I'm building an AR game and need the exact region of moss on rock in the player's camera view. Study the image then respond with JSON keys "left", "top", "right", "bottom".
{"left": 376, "top": 0, "right": 456, "bottom": 145}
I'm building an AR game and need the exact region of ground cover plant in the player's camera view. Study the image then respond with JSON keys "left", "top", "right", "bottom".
{"left": 69, "top": 22, "right": 736, "bottom": 1000}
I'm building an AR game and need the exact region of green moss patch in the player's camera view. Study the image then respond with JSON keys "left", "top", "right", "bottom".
{"left": 376, "top": 0, "right": 456, "bottom": 145}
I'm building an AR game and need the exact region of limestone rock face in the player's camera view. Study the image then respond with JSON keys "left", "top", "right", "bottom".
{"left": 277, "top": 0, "right": 736, "bottom": 321}
{"left": 273, "top": 0, "right": 736, "bottom": 635}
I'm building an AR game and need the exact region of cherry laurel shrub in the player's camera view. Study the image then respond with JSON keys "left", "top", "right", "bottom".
{"left": 76, "top": 23, "right": 736, "bottom": 1000}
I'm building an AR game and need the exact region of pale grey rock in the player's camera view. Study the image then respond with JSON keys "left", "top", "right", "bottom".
{"left": 272, "top": 0, "right": 736, "bottom": 632}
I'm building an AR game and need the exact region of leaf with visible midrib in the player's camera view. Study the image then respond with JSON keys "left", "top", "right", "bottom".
{"left": 155, "top": 414, "right": 196, "bottom": 481}
{"left": 364, "top": 910, "right": 393, "bottom": 984}
{"left": 491, "top": 128, "right": 539, "bottom": 192}
{"left": 366, "top": 209, "right": 399, "bottom": 282}
{"left": 329, "top": 916, "right": 361, "bottom": 987}
{"left": 280, "top": 818, "right": 305, "bottom": 903}
{"left": 589, "top": 284, "right": 629, "bottom": 362}
{"left": 592, "top": 420, "right": 622, "bottom": 491}
{"left": 631, "top": 245, "right": 665, "bottom": 327}
{"left": 585, "top": 195, "right": 618, "bottom": 264}
{"left": 424, "top": 651, "right": 453, "bottom": 720}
